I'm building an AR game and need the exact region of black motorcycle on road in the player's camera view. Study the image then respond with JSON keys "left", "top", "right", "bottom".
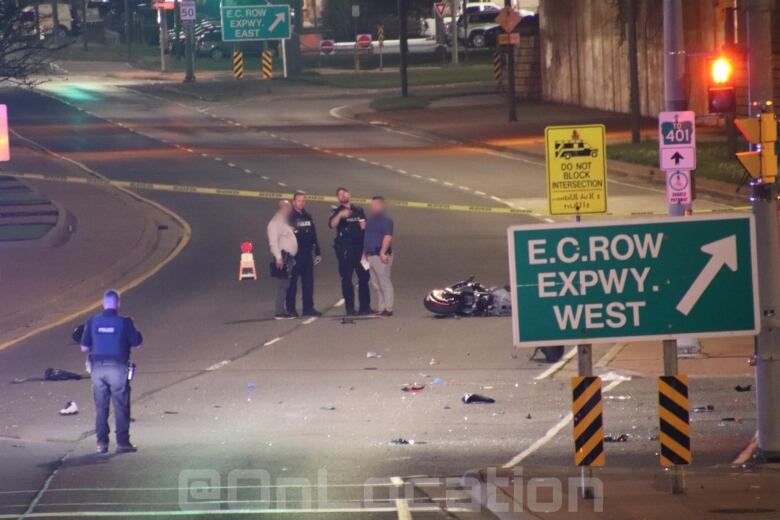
{"left": 424, "top": 277, "right": 565, "bottom": 363}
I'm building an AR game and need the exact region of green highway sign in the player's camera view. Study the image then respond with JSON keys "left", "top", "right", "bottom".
{"left": 508, "top": 214, "right": 759, "bottom": 347}
{"left": 220, "top": 3, "right": 291, "bottom": 42}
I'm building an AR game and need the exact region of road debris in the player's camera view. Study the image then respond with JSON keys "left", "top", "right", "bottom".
{"left": 59, "top": 401, "right": 79, "bottom": 416}
{"left": 526, "top": 413, "right": 532, "bottom": 419}
{"left": 320, "top": 406, "right": 336, "bottom": 411}
{"left": 462, "top": 393, "right": 495, "bottom": 404}
{"left": 432, "top": 377, "right": 443, "bottom": 385}
{"left": 247, "top": 383, "right": 257, "bottom": 390}
{"left": 401, "top": 383, "right": 425, "bottom": 393}
{"left": 429, "top": 358, "right": 439, "bottom": 366}
{"left": 603, "top": 433, "right": 629, "bottom": 443}
{"left": 389, "top": 438, "right": 415, "bottom": 445}
{"left": 366, "top": 351, "right": 382, "bottom": 359}
{"left": 44, "top": 368, "right": 82, "bottom": 382}
{"left": 721, "top": 417, "right": 743, "bottom": 423}
{"left": 734, "top": 384, "right": 752, "bottom": 392}
{"left": 693, "top": 405, "right": 715, "bottom": 413}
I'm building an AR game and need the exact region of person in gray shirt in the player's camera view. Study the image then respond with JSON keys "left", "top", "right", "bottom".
{"left": 363, "top": 196, "right": 394, "bottom": 317}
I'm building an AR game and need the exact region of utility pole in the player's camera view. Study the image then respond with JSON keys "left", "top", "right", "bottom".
{"left": 504, "top": 0, "right": 516, "bottom": 122}
{"left": 124, "top": 0, "right": 132, "bottom": 59}
{"left": 50, "top": 0, "right": 59, "bottom": 44}
{"left": 449, "top": 0, "right": 458, "bottom": 65}
{"left": 744, "top": 0, "right": 780, "bottom": 462}
{"left": 662, "top": 0, "right": 686, "bottom": 494}
{"left": 81, "top": 0, "right": 88, "bottom": 50}
{"left": 398, "top": 0, "right": 409, "bottom": 97}
{"left": 626, "top": 0, "right": 641, "bottom": 144}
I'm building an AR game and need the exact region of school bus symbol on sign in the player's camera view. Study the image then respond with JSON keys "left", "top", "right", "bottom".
{"left": 545, "top": 125, "right": 608, "bottom": 216}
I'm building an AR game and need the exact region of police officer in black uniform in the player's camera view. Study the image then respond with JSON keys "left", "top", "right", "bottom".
{"left": 80, "top": 290, "right": 143, "bottom": 454}
{"left": 329, "top": 187, "right": 372, "bottom": 315}
{"left": 287, "top": 191, "right": 323, "bottom": 317}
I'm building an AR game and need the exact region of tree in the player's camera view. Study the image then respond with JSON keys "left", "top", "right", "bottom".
{"left": 0, "top": 1, "right": 58, "bottom": 86}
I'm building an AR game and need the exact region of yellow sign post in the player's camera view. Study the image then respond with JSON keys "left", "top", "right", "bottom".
{"left": 544, "top": 124, "right": 607, "bottom": 216}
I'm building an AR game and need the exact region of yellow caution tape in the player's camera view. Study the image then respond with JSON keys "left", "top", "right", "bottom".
{"left": 12, "top": 173, "right": 751, "bottom": 218}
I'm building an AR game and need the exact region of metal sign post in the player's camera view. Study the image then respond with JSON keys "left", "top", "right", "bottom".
{"left": 157, "top": 7, "right": 168, "bottom": 72}
{"left": 576, "top": 344, "right": 596, "bottom": 500}
{"left": 281, "top": 38, "right": 288, "bottom": 79}
{"left": 180, "top": 0, "right": 196, "bottom": 82}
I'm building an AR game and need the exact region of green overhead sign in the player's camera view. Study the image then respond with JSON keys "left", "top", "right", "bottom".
{"left": 508, "top": 214, "right": 759, "bottom": 347}
{"left": 220, "top": 3, "right": 291, "bottom": 42}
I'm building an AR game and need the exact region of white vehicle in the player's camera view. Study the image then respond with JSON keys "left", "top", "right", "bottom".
{"left": 21, "top": 3, "right": 75, "bottom": 38}
{"left": 457, "top": 10, "right": 499, "bottom": 48}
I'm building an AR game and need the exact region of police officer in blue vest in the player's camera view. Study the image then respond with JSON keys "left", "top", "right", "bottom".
{"left": 80, "top": 290, "right": 143, "bottom": 454}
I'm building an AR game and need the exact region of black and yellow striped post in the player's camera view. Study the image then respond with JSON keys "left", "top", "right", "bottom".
{"left": 493, "top": 51, "right": 503, "bottom": 85}
{"left": 378, "top": 25, "right": 385, "bottom": 70}
{"left": 658, "top": 375, "right": 692, "bottom": 466}
{"left": 262, "top": 50, "right": 273, "bottom": 79}
{"left": 571, "top": 376, "right": 606, "bottom": 467}
{"left": 232, "top": 50, "right": 244, "bottom": 79}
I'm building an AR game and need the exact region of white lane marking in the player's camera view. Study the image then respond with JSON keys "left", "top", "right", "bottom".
{"left": 543, "top": 217, "right": 555, "bottom": 223}
{"left": 214, "top": 157, "right": 223, "bottom": 162}
{"left": 358, "top": 157, "right": 368, "bottom": 162}
{"left": 396, "top": 169, "right": 407, "bottom": 174}
{"left": 442, "top": 181, "right": 454, "bottom": 187}
{"left": 227, "top": 163, "right": 236, "bottom": 168}
{"left": 428, "top": 177, "right": 439, "bottom": 183}
{"left": 244, "top": 169, "right": 253, "bottom": 174}
{"left": 334, "top": 299, "right": 345, "bottom": 308}
{"left": 474, "top": 190, "right": 486, "bottom": 196}
{"left": 459, "top": 186, "right": 471, "bottom": 191}
{"left": 534, "top": 347, "right": 577, "bottom": 380}
{"left": 278, "top": 182, "right": 287, "bottom": 187}
{"left": 201, "top": 153, "right": 209, "bottom": 157}
{"left": 345, "top": 154, "right": 354, "bottom": 159}
{"left": 490, "top": 196, "right": 503, "bottom": 202}
{"left": 263, "top": 337, "right": 282, "bottom": 347}
{"left": 302, "top": 317, "right": 317, "bottom": 325}
{"left": 312, "top": 146, "right": 321, "bottom": 151}
{"left": 390, "top": 477, "right": 412, "bottom": 520}
{"left": 206, "top": 360, "right": 230, "bottom": 371}
{"left": 502, "top": 380, "right": 624, "bottom": 468}
{"left": 411, "top": 174, "right": 422, "bottom": 179}
{"left": 370, "top": 161, "right": 381, "bottom": 166}
{"left": 261, "top": 176, "right": 270, "bottom": 180}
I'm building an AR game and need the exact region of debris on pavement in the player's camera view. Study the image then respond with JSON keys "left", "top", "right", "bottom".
{"left": 247, "top": 383, "right": 257, "bottom": 390}
{"left": 320, "top": 406, "right": 336, "bottom": 411}
{"left": 401, "top": 383, "right": 425, "bottom": 393}
{"left": 603, "top": 433, "right": 629, "bottom": 443}
{"left": 44, "top": 368, "right": 83, "bottom": 381}
{"left": 432, "top": 377, "right": 443, "bottom": 385}
{"left": 693, "top": 405, "right": 715, "bottom": 412}
{"left": 721, "top": 417, "right": 743, "bottom": 423}
{"left": 429, "top": 358, "right": 439, "bottom": 366}
{"left": 598, "top": 370, "right": 632, "bottom": 382}
{"left": 366, "top": 351, "right": 382, "bottom": 359}
{"left": 462, "top": 393, "right": 495, "bottom": 404}
{"left": 526, "top": 413, "right": 532, "bottom": 419}
{"left": 59, "top": 401, "right": 79, "bottom": 416}
{"left": 734, "top": 384, "right": 752, "bottom": 392}
{"left": 163, "top": 411, "right": 179, "bottom": 415}
{"left": 389, "top": 438, "right": 415, "bottom": 445}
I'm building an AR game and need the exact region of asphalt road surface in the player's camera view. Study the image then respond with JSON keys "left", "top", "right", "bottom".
{"left": 0, "top": 77, "right": 756, "bottom": 519}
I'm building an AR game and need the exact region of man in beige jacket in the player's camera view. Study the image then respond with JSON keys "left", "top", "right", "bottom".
{"left": 267, "top": 200, "right": 298, "bottom": 319}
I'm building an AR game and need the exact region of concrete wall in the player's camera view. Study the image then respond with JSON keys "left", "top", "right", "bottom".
{"left": 538, "top": 0, "right": 751, "bottom": 117}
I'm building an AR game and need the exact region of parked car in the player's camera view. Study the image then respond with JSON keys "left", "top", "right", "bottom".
{"left": 457, "top": 10, "right": 499, "bottom": 48}
{"left": 194, "top": 26, "right": 278, "bottom": 60}
{"left": 20, "top": 3, "right": 77, "bottom": 38}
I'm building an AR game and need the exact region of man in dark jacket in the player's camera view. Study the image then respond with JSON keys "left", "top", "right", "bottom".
{"left": 287, "top": 191, "right": 322, "bottom": 317}
{"left": 80, "top": 290, "right": 143, "bottom": 454}
{"left": 329, "top": 187, "right": 371, "bottom": 315}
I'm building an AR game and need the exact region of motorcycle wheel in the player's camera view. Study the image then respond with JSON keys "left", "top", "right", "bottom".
{"left": 424, "top": 292, "right": 459, "bottom": 316}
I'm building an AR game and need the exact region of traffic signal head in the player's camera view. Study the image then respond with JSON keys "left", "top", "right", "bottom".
{"left": 707, "top": 56, "right": 736, "bottom": 114}
{"left": 0, "top": 105, "right": 8, "bottom": 162}
{"left": 710, "top": 57, "right": 733, "bottom": 84}
{"left": 734, "top": 112, "right": 778, "bottom": 182}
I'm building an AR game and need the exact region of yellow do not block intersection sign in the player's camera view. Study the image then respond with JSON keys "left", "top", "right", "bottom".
{"left": 545, "top": 124, "right": 607, "bottom": 216}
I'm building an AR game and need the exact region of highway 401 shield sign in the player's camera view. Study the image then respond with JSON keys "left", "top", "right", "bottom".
{"left": 508, "top": 214, "right": 759, "bottom": 347}
{"left": 545, "top": 125, "right": 607, "bottom": 216}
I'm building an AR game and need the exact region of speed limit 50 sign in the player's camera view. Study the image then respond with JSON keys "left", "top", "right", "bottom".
{"left": 180, "top": 0, "right": 196, "bottom": 21}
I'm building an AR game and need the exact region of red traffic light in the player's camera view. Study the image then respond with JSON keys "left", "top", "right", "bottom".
{"left": 710, "top": 57, "right": 733, "bottom": 85}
